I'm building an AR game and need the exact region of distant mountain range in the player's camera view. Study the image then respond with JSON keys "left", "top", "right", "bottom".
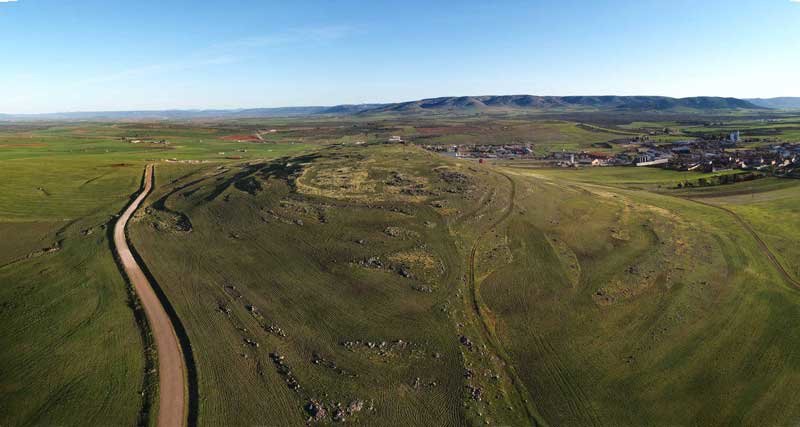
{"left": 2, "top": 95, "right": 795, "bottom": 121}
{"left": 746, "top": 97, "right": 800, "bottom": 109}
{"left": 360, "top": 95, "right": 763, "bottom": 114}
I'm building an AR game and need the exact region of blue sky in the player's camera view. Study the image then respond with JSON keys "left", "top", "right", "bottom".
{"left": 1, "top": 0, "right": 798, "bottom": 113}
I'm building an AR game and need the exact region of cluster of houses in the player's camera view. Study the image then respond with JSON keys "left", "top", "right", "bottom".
{"left": 421, "top": 143, "right": 534, "bottom": 159}
{"left": 421, "top": 136, "right": 800, "bottom": 175}
{"left": 548, "top": 141, "right": 800, "bottom": 173}
{"left": 664, "top": 141, "right": 800, "bottom": 173}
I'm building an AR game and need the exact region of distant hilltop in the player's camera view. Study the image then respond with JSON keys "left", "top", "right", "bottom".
{"left": 3, "top": 95, "right": 796, "bottom": 121}
{"left": 359, "top": 95, "right": 763, "bottom": 114}
{"left": 746, "top": 97, "right": 800, "bottom": 109}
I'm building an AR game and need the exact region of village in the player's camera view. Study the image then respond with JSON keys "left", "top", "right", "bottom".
{"left": 420, "top": 130, "right": 800, "bottom": 176}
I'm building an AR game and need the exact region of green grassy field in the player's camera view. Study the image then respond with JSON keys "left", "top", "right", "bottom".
{"left": 618, "top": 117, "right": 800, "bottom": 143}
{"left": 127, "top": 145, "right": 530, "bottom": 425}
{"left": 0, "top": 122, "right": 310, "bottom": 426}
{"left": 486, "top": 167, "right": 800, "bottom": 425}
{"left": 516, "top": 166, "right": 741, "bottom": 189}
{"left": 680, "top": 178, "right": 800, "bottom": 283}
{"left": 402, "top": 120, "right": 634, "bottom": 154}
{"left": 0, "top": 157, "right": 148, "bottom": 426}
{"left": 128, "top": 143, "right": 800, "bottom": 425}
{"left": 3, "top": 117, "right": 800, "bottom": 426}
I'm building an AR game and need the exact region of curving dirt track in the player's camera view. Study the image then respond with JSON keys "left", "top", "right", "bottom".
{"left": 685, "top": 197, "right": 800, "bottom": 289}
{"left": 467, "top": 171, "right": 546, "bottom": 426}
{"left": 113, "top": 165, "right": 186, "bottom": 427}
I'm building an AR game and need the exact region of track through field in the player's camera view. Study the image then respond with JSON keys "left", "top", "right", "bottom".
{"left": 685, "top": 197, "right": 800, "bottom": 289}
{"left": 113, "top": 165, "right": 187, "bottom": 427}
{"left": 467, "top": 171, "right": 545, "bottom": 426}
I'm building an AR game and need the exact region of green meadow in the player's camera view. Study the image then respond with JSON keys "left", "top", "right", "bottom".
{"left": 2, "top": 118, "right": 800, "bottom": 426}
{"left": 0, "top": 122, "right": 309, "bottom": 426}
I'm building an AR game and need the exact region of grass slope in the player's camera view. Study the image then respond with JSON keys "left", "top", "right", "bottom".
{"left": 483, "top": 167, "right": 800, "bottom": 425}
{"left": 4, "top": 118, "right": 800, "bottom": 426}
{"left": 129, "top": 145, "right": 521, "bottom": 425}
{"left": 0, "top": 164, "right": 148, "bottom": 426}
{"left": 0, "top": 122, "right": 309, "bottom": 426}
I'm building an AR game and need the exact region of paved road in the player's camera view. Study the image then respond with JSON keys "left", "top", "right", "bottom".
{"left": 113, "top": 165, "right": 186, "bottom": 427}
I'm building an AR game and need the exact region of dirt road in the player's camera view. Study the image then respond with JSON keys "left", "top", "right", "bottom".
{"left": 686, "top": 197, "right": 800, "bottom": 289}
{"left": 114, "top": 165, "right": 186, "bottom": 427}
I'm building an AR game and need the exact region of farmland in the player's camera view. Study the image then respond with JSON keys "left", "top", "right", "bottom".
{"left": 2, "top": 115, "right": 800, "bottom": 426}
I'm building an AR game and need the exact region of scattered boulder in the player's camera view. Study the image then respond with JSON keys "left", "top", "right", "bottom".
{"left": 384, "top": 226, "right": 402, "bottom": 237}
{"left": 266, "top": 323, "right": 287, "bottom": 338}
{"left": 386, "top": 172, "right": 412, "bottom": 186}
{"left": 439, "top": 170, "right": 473, "bottom": 193}
{"left": 348, "top": 400, "right": 364, "bottom": 414}
{"left": 398, "top": 265, "right": 413, "bottom": 278}
{"left": 332, "top": 407, "right": 346, "bottom": 422}
{"left": 467, "top": 385, "right": 483, "bottom": 401}
{"left": 412, "top": 285, "right": 433, "bottom": 293}
{"left": 306, "top": 399, "right": 327, "bottom": 422}
{"left": 360, "top": 256, "right": 383, "bottom": 269}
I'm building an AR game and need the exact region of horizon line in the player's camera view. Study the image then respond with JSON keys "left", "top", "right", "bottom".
{"left": 2, "top": 94, "right": 798, "bottom": 116}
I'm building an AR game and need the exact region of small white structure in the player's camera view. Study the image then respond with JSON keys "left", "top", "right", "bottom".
{"left": 636, "top": 157, "right": 670, "bottom": 167}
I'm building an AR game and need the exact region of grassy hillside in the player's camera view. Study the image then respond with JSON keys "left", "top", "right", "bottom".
{"left": 126, "top": 142, "right": 800, "bottom": 426}
{"left": 481, "top": 167, "right": 800, "bottom": 425}
{"left": 128, "top": 145, "right": 534, "bottom": 425}
{"left": 0, "top": 123, "right": 309, "bottom": 426}
{"left": 4, "top": 119, "right": 800, "bottom": 426}
{"left": 680, "top": 178, "right": 800, "bottom": 283}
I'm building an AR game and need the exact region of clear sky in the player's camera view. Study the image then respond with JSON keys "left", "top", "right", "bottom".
{"left": 1, "top": 0, "right": 798, "bottom": 113}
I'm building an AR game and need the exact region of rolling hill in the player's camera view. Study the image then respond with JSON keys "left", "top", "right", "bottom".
{"left": 0, "top": 96, "right": 766, "bottom": 121}
{"left": 5, "top": 119, "right": 800, "bottom": 426}
{"left": 747, "top": 97, "right": 800, "bottom": 110}
{"left": 361, "top": 95, "right": 764, "bottom": 114}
